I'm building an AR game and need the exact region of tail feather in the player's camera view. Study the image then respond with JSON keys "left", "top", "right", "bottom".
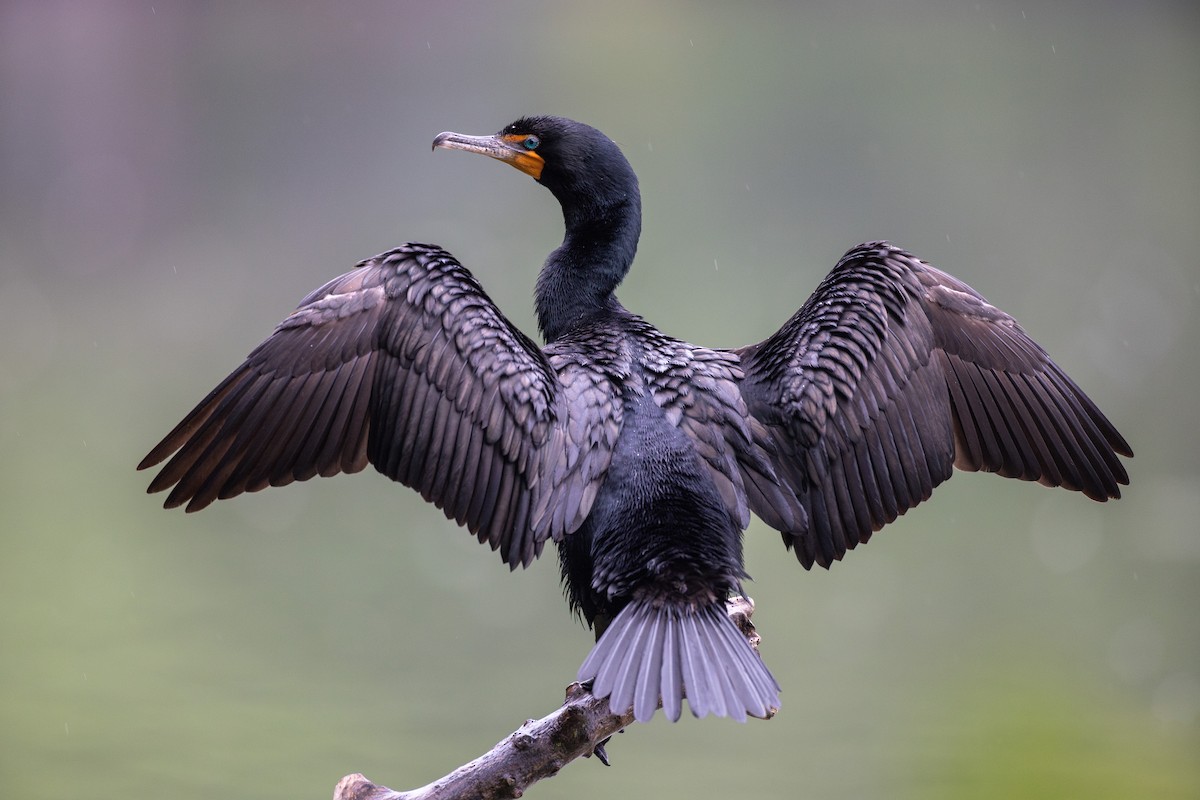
{"left": 715, "top": 606, "right": 781, "bottom": 709}
{"left": 660, "top": 616, "right": 683, "bottom": 721}
{"left": 677, "top": 612, "right": 709, "bottom": 717}
{"left": 590, "top": 610, "right": 642, "bottom": 700}
{"left": 578, "top": 600, "right": 780, "bottom": 723}
{"left": 687, "top": 611, "right": 729, "bottom": 718}
{"left": 632, "top": 610, "right": 667, "bottom": 722}
{"left": 609, "top": 608, "right": 652, "bottom": 716}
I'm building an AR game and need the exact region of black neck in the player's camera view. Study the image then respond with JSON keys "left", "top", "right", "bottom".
{"left": 535, "top": 194, "right": 641, "bottom": 342}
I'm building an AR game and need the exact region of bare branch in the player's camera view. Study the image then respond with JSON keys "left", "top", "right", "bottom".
{"left": 333, "top": 596, "right": 769, "bottom": 800}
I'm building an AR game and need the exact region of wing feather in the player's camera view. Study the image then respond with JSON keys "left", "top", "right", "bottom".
{"left": 140, "top": 243, "right": 617, "bottom": 568}
{"left": 736, "top": 242, "right": 1131, "bottom": 568}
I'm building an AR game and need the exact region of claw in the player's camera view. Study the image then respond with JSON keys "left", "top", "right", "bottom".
{"left": 591, "top": 737, "right": 611, "bottom": 766}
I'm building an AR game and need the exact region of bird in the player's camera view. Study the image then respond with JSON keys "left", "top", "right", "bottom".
{"left": 139, "top": 114, "right": 1132, "bottom": 725}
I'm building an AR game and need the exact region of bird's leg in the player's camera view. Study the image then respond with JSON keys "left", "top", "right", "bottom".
{"left": 571, "top": 677, "right": 620, "bottom": 766}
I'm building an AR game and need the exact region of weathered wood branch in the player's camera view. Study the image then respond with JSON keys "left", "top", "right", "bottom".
{"left": 333, "top": 596, "right": 770, "bottom": 800}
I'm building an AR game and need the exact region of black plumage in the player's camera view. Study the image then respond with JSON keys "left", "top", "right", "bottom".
{"left": 140, "top": 115, "right": 1132, "bottom": 723}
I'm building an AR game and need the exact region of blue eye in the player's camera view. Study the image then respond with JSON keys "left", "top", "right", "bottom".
{"left": 523, "top": 135, "right": 540, "bottom": 150}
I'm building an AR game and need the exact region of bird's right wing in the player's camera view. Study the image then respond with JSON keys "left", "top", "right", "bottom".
{"left": 139, "top": 243, "right": 614, "bottom": 567}
{"left": 735, "top": 242, "right": 1131, "bottom": 569}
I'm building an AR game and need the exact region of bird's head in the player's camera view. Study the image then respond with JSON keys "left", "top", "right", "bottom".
{"left": 433, "top": 115, "right": 639, "bottom": 218}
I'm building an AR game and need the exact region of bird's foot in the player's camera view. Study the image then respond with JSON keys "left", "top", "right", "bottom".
{"left": 590, "top": 736, "right": 612, "bottom": 766}
{"left": 569, "top": 678, "right": 623, "bottom": 766}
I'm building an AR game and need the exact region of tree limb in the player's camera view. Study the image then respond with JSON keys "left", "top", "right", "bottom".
{"left": 332, "top": 596, "right": 770, "bottom": 800}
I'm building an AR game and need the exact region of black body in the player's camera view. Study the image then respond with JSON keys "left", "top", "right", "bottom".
{"left": 140, "top": 116, "right": 1132, "bottom": 723}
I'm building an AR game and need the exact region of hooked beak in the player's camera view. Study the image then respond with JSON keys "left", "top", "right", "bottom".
{"left": 432, "top": 130, "right": 545, "bottom": 180}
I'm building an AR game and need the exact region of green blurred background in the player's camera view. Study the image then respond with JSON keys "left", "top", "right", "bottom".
{"left": 2, "top": 2, "right": 1197, "bottom": 798}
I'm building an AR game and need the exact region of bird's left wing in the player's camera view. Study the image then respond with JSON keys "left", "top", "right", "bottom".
{"left": 734, "top": 242, "right": 1131, "bottom": 569}
{"left": 139, "top": 243, "right": 594, "bottom": 567}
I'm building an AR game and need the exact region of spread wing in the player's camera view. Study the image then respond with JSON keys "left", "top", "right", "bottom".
{"left": 139, "top": 243, "right": 615, "bottom": 568}
{"left": 736, "top": 241, "right": 1132, "bottom": 569}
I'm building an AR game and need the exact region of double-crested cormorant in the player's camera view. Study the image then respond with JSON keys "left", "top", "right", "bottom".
{"left": 140, "top": 115, "right": 1131, "bottom": 724}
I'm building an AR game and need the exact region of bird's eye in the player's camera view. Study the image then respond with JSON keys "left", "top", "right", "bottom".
{"left": 522, "top": 135, "right": 540, "bottom": 151}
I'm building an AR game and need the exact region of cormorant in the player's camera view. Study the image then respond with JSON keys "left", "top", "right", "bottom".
{"left": 139, "top": 115, "right": 1132, "bottom": 724}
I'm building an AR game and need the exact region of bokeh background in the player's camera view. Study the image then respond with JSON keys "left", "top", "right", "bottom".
{"left": 2, "top": 2, "right": 1197, "bottom": 798}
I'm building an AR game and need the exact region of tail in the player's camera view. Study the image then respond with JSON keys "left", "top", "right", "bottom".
{"left": 577, "top": 600, "right": 780, "bottom": 723}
